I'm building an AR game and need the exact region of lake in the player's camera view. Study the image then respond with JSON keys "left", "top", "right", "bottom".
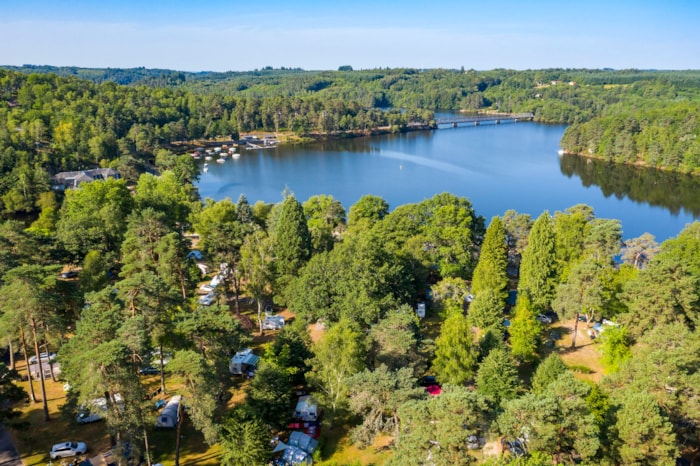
{"left": 196, "top": 122, "right": 700, "bottom": 242}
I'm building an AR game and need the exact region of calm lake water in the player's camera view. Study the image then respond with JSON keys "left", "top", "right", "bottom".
{"left": 196, "top": 122, "right": 700, "bottom": 242}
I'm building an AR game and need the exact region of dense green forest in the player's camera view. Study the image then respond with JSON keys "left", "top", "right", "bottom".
{"left": 2, "top": 66, "right": 700, "bottom": 216}
{"left": 0, "top": 156, "right": 698, "bottom": 464}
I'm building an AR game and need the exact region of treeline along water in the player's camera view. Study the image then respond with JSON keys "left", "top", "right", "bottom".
{"left": 196, "top": 122, "right": 700, "bottom": 242}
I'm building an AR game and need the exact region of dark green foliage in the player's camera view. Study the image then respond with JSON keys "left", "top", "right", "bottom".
{"left": 346, "top": 365, "right": 425, "bottom": 447}
{"left": 245, "top": 363, "right": 292, "bottom": 430}
{"left": 264, "top": 318, "right": 313, "bottom": 386}
{"left": 388, "top": 386, "right": 489, "bottom": 466}
{"left": 220, "top": 408, "right": 271, "bottom": 466}
{"left": 471, "top": 216, "right": 509, "bottom": 303}
{"left": 498, "top": 372, "right": 600, "bottom": 463}
{"left": 475, "top": 347, "right": 520, "bottom": 406}
{"left": 0, "top": 362, "right": 28, "bottom": 428}
{"left": 531, "top": 354, "right": 568, "bottom": 393}
{"left": 612, "top": 391, "right": 678, "bottom": 465}
{"left": 369, "top": 305, "right": 427, "bottom": 376}
{"left": 348, "top": 194, "right": 389, "bottom": 228}
{"left": 518, "top": 212, "right": 558, "bottom": 312}
{"left": 272, "top": 195, "right": 312, "bottom": 289}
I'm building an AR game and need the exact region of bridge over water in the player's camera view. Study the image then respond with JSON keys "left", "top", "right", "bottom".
{"left": 436, "top": 112, "right": 534, "bottom": 128}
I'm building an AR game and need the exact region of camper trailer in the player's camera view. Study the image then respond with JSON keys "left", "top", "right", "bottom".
{"left": 229, "top": 348, "right": 260, "bottom": 375}
{"left": 294, "top": 395, "right": 319, "bottom": 422}
{"left": 155, "top": 395, "right": 181, "bottom": 428}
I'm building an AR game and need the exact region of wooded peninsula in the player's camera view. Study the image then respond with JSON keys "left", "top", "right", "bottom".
{"left": 0, "top": 66, "right": 698, "bottom": 465}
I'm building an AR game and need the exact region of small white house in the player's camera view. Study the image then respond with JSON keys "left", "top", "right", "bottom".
{"left": 294, "top": 395, "right": 319, "bottom": 422}
{"left": 229, "top": 348, "right": 260, "bottom": 375}
{"left": 155, "top": 395, "right": 181, "bottom": 428}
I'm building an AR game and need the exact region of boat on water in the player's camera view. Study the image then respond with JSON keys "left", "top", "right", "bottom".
{"left": 557, "top": 149, "right": 565, "bottom": 156}
{"left": 216, "top": 158, "right": 226, "bottom": 164}
{"left": 203, "top": 167, "right": 208, "bottom": 173}
{"left": 232, "top": 153, "right": 240, "bottom": 159}
{"left": 205, "top": 156, "right": 213, "bottom": 161}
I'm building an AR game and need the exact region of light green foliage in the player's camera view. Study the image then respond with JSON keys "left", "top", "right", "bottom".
{"left": 56, "top": 177, "right": 134, "bottom": 260}
{"left": 531, "top": 354, "right": 568, "bottom": 393}
{"left": 475, "top": 347, "right": 521, "bottom": 405}
{"left": 508, "top": 294, "right": 541, "bottom": 362}
{"left": 286, "top": 228, "right": 410, "bottom": 325}
{"left": 599, "top": 326, "right": 631, "bottom": 373}
{"left": 26, "top": 191, "right": 59, "bottom": 236}
{"left": 553, "top": 205, "right": 592, "bottom": 280}
{"left": 498, "top": 372, "right": 600, "bottom": 463}
{"left": 468, "top": 288, "right": 504, "bottom": 329}
{"left": 471, "top": 216, "right": 509, "bottom": 303}
{"left": 518, "top": 212, "right": 558, "bottom": 312}
{"left": 433, "top": 312, "right": 478, "bottom": 385}
{"left": 220, "top": 408, "right": 271, "bottom": 466}
{"left": 134, "top": 171, "right": 195, "bottom": 227}
{"left": 430, "top": 276, "right": 470, "bottom": 318}
{"left": 303, "top": 194, "right": 346, "bottom": 253}
{"left": 388, "top": 386, "right": 489, "bottom": 466}
{"left": 346, "top": 365, "right": 425, "bottom": 447}
{"left": 306, "top": 319, "right": 366, "bottom": 414}
{"left": 348, "top": 194, "right": 389, "bottom": 228}
{"left": 613, "top": 391, "right": 678, "bottom": 465}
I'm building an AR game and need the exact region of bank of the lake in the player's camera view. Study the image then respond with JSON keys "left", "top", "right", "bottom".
{"left": 196, "top": 122, "right": 700, "bottom": 243}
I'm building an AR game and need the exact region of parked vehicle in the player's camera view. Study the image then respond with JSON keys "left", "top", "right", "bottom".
{"left": 536, "top": 314, "right": 552, "bottom": 324}
{"left": 50, "top": 441, "right": 87, "bottom": 459}
{"left": 76, "top": 409, "right": 102, "bottom": 424}
{"left": 29, "top": 352, "right": 56, "bottom": 364}
{"left": 60, "top": 270, "right": 79, "bottom": 279}
{"left": 199, "top": 283, "right": 216, "bottom": 293}
{"left": 199, "top": 292, "right": 216, "bottom": 306}
{"left": 139, "top": 366, "right": 160, "bottom": 376}
{"left": 262, "top": 315, "right": 285, "bottom": 330}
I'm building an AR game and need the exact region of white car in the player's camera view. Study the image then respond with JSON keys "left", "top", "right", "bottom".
{"left": 50, "top": 441, "right": 87, "bottom": 459}
{"left": 76, "top": 409, "right": 102, "bottom": 424}
{"left": 29, "top": 352, "right": 57, "bottom": 364}
{"left": 199, "top": 292, "right": 216, "bottom": 306}
{"left": 536, "top": 314, "right": 553, "bottom": 324}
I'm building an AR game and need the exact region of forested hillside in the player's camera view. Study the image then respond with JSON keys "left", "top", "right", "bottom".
{"left": 2, "top": 66, "right": 700, "bottom": 198}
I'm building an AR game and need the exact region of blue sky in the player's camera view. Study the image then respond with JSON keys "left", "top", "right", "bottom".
{"left": 1, "top": 0, "right": 698, "bottom": 71}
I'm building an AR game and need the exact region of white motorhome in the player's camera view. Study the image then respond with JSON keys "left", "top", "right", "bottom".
{"left": 155, "top": 395, "right": 181, "bottom": 428}
{"left": 229, "top": 348, "right": 260, "bottom": 375}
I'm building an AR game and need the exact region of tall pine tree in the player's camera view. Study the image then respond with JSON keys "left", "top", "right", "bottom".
{"left": 471, "top": 216, "right": 509, "bottom": 303}
{"left": 518, "top": 211, "right": 558, "bottom": 313}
